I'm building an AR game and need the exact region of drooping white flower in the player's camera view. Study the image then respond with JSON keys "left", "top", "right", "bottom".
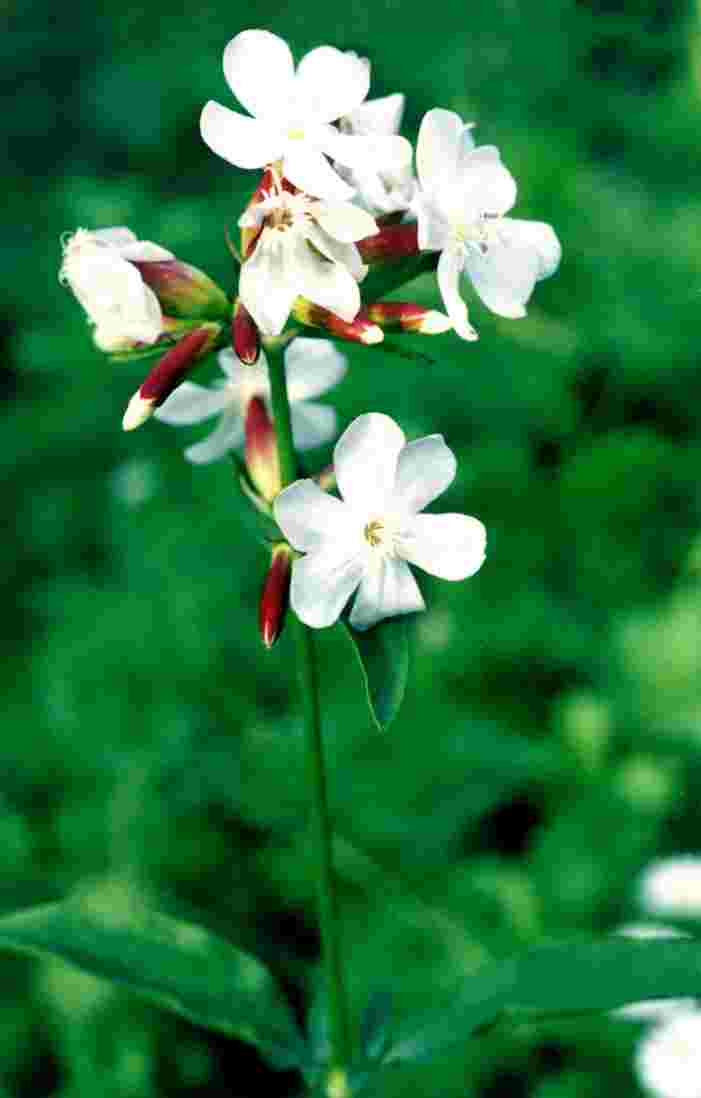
{"left": 155, "top": 337, "right": 346, "bottom": 464}
{"left": 273, "top": 413, "right": 486, "bottom": 630}
{"left": 635, "top": 1009, "right": 701, "bottom": 1098}
{"left": 412, "top": 108, "right": 561, "bottom": 341}
{"left": 639, "top": 857, "right": 701, "bottom": 919}
{"left": 336, "top": 64, "right": 415, "bottom": 217}
{"left": 200, "top": 30, "right": 407, "bottom": 202}
{"left": 60, "top": 228, "right": 174, "bottom": 351}
{"left": 613, "top": 924, "right": 695, "bottom": 1022}
{"left": 238, "top": 175, "right": 377, "bottom": 336}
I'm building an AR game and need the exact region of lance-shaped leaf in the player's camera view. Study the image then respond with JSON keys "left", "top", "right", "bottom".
{"left": 385, "top": 936, "right": 701, "bottom": 1064}
{"left": 0, "top": 881, "right": 306, "bottom": 1071}
{"left": 339, "top": 616, "right": 413, "bottom": 731}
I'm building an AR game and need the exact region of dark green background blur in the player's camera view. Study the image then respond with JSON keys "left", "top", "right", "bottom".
{"left": 5, "top": 0, "right": 701, "bottom": 1094}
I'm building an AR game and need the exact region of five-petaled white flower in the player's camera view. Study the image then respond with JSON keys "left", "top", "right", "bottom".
{"left": 412, "top": 108, "right": 561, "bottom": 341}
{"left": 155, "top": 338, "right": 347, "bottom": 464}
{"left": 60, "top": 228, "right": 173, "bottom": 351}
{"left": 639, "top": 857, "right": 701, "bottom": 920}
{"left": 238, "top": 174, "right": 377, "bottom": 336}
{"left": 273, "top": 413, "right": 486, "bottom": 630}
{"left": 635, "top": 1009, "right": 701, "bottom": 1098}
{"left": 200, "top": 29, "right": 406, "bottom": 202}
{"left": 337, "top": 61, "right": 415, "bottom": 217}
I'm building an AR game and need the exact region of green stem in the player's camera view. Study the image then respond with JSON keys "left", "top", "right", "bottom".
{"left": 264, "top": 337, "right": 354, "bottom": 1078}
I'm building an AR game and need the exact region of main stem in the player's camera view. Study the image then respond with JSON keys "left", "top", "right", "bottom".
{"left": 265, "top": 338, "right": 354, "bottom": 1077}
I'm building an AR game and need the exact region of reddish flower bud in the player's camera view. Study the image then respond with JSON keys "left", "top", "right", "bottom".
{"left": 122, "top": 324, "right": 219, "bottom": 431}
{"left": 133, "top": 260, "right": 230, "bottom": 320}
{"left": 365, "top": 301, "right": 451, "bottom": 335}
{"left": 356, "top": 221, "right": 419, "bottom": 264}
{"left": 259, "top": 542, "right": 292, "bottom": 649}
{"left": 291, "top": 299, "right": 383, "bottom": 345}
{"left": 240, "top": 168, "right": 275, "bottom": 259}
{"left": 232, "top": 298, "right": 260, "bottom": 364}
{"left": 245, "top": 396, "right": 281, "bottom": 502}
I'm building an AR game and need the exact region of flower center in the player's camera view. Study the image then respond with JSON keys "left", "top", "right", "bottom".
{"left": 364, "top": 519, "right": 385, "bottom": 547}
{"left": 454, "top": 212, "right": 501, "bottom": 255}
{"left": 287, "top": 128, "right": 305, "bottom": 140}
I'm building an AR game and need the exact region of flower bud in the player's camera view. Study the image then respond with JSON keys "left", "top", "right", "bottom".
{"left": 244, "top": 396, "right": 281, "bottom": 502}
{"left": 259, "top": 542, "right": 292, "bottom": 649}
{"left": 365, "top": 301, "right": 452, "bottom": 334}
{"left": 240, "top": 168, "right": 275, "bottom": 259}
{"left": 133, "top": 259, "right": 230, "bottom": 320}
{"left": 356, "top": 221, "right": 419, "bottom": 264}
{"left": 291, "top": 299, "right": 383, "bottom": 345}
{"left": 122, "top": 324, "right": 219, "bottom": 431}
{"left": 232, "top": 298, "right": 260, "bottom": 364}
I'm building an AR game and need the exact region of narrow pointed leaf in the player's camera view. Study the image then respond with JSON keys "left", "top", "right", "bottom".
{"left": 339, "top": 616, "right": 412, "bottom": 731}
{"left": 386, "top": 937, "right": 701, "bottom": 1064}
{"left": 0, "top": 883, "right": 306, "bottom": 1071}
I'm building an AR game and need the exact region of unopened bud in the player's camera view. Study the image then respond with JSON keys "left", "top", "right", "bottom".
{"left": 365, "top": 302, "right": 452, "bottom": 334}
{"left": 292, "top": 299, "right": 383, "bottom": 345}
{"left": 240, "top": 168, "right": 275, "bottom": 259}
{"left": 357, "top": 221, "right": 419, "bottom": 264}
{"left": 259, "top": 542, "right": 292, "bottom": 649}
{"left": 232, "top": 299, "right": 260, "bottom": 364}
{"left": 122, "top": 325, "right": 218, "bottom": 431}
{"left": 134, "top": 260, "right": 230, "bottom": 320}
{"left": 244, "top": 396, "right": 281, "bottom": 502}
{"left": 315, "top": 464, "right": 336, "bottom": 493}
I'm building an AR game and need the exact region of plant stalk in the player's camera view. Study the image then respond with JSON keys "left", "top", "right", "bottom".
{"left": 264, "top": 338, "right": 354, "bottom": 1077}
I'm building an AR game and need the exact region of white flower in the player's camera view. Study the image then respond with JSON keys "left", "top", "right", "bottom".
{"left": 200, "top": 29, "right": 407, "bottom": 202}
{"left": 613, "top": 924, "right": 695, "bottom": 1022}
{"left": 59, "top": 227, "right": 173, "bottom": 351}
{"left": 273, "top": 413, "right": 486, "bottom": 630}
{"left": 635, "top": 1009, "right": 701, "bottom": 1098}
{"left": 412, "top": 108, "right": 561, "bottom": 340}
{"left": 337, "top": 67, "right": 415, "bottom": 217}
{"left": 238, "top": 175, "right": 377, "bottom": 336}
{"left": 639, "top": 857, "right": 701, "bottom": 919}
{"left": 154, "top": 337, "right": 346, "bottom": 464}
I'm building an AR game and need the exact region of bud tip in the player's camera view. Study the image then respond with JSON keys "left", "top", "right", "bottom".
{"left": 419, "top": 310, "right": 452, "bottom": 335}
{"left": 362, "top": 324, "right": 384, "bottom": 345}
{"left": 122, "top": 392, "right": 156, "bottom": 431}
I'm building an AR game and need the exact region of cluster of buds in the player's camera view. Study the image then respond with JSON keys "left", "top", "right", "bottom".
{"left": 59, "top": 27, "right": 561, "bottom": 646}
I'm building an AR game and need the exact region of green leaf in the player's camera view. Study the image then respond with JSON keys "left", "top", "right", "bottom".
{"left": 0, "top": 880, "right": 306, "bottom": 1071}
{"left": 339, "top": 616, "right": 413, "bottom": 731}
{"left": 385, "top": 937, "right": 701, "bottom": 1064}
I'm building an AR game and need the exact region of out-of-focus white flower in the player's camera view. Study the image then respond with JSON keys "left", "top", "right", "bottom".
{"left": 155, "top": 338, "right": 346, "bottom": 464}
{"left": 412, "top": 108, "right": 561, "bottom": 341}
{"left": 200, "top": 29, "right": 407, "bottom": 202}
{"left": 60, "top": 228, "right": 173, "bottom": 351}
{"left": 238, "top": 175, "right": 377, "bottom": 336}
{"left": 337, "top": 64, "right": 415, "bottom": 216}
{"left": 274, "top": 413, "right": 486, "bottom": 630}
{"left": 639, "top": 857, "right": 701, "bottom": 920}
{"left": 635, "top": 1009, "right": 701, "bottom": 1098}
{"left": 613, "top": 924, "right": 695, "bottom": 1022}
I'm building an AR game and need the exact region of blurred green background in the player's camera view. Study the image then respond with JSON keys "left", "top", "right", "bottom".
{"left": 5, "top": 0, "right": 701, "bottom": 1094}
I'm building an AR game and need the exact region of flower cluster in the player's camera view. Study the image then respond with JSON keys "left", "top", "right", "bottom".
{"left": 59, "top": 28, "right": 562, "bottom": 647}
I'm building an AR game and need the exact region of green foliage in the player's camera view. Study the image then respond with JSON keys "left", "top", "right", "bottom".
{"left": 339, "top": 618, "right": 412, "bottom": 731}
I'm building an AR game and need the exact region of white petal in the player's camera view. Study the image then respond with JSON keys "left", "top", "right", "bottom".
{"left": 413, "top": 190, "right": 452, "bottom": 252}
{"left": 91, "top": 227, "right": 138, "bottom": 248}
{"left": 392, "top": 435, "right": 457, "bottom": 515}
{"left": 459, "top": 145, "right": 517, "bottom": 220}
{"left": 334, "top": 413, "right": 406, "bottom": 513}
{"left": 344, "top": 93, "right": 405, "bottom": 137}
{"left": 200, "top": 101, "right": 282, "bottom": 169}
{"left": 291, "top": 234, "right": 360, "bottom": 323}
{"left": 238, "top": 230, "right": 297, "bottom": 336}
{"left": 416, "top": 108, "right": 465, "bottom": 196}
{"left": 305, "top": 224, "right": 365, "bottom": 280}
{"left": 463, "top": 231, "right": 540, "bottom": 319}
{"left": 499, "top": 218, "right": 561, "bottom": 281}
{"left": 437, "top": 247, "right": 478, "bottom": 341}
{"left": 290, "top": 402, "right": 337, "bottom": 450}
{"left": 154, "top": 382, "right": 230, "bottom": 426}
{"left": 294, "top": 46, "right": 369, "bottom": 123}
{"left": 401, "top": 513, "right": 486, "bottom": 581}
{"left": 312, "top": 200, "right": 377, "bottom": 244}
{"left": 217, "top": 346, "right": 245, "bottom": 382}
{"left": 183, "top": 410, "right": 244, "bottom": 464}
{"left": 285, "top": 338, "right": 347, "bottom": 401}
{"left": 274, "top": 478, "right": 356, "bottom": 551}
{"left": 223, "top": 30, "right": 294, "bottom": 120}
{"left": 283, "top": 145, "right": 355, "bottom": 201}
{"left": 349, "top": 557, "right": 425, "bottom": 631}
{"left": 119, "top": 240, "right": 175, "bottom": 262}
{"left": 290, "top": 545, "right": 365, "bottom": 628}
{"left": 325, "top": 132, "right": 410, "bottom": 177}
